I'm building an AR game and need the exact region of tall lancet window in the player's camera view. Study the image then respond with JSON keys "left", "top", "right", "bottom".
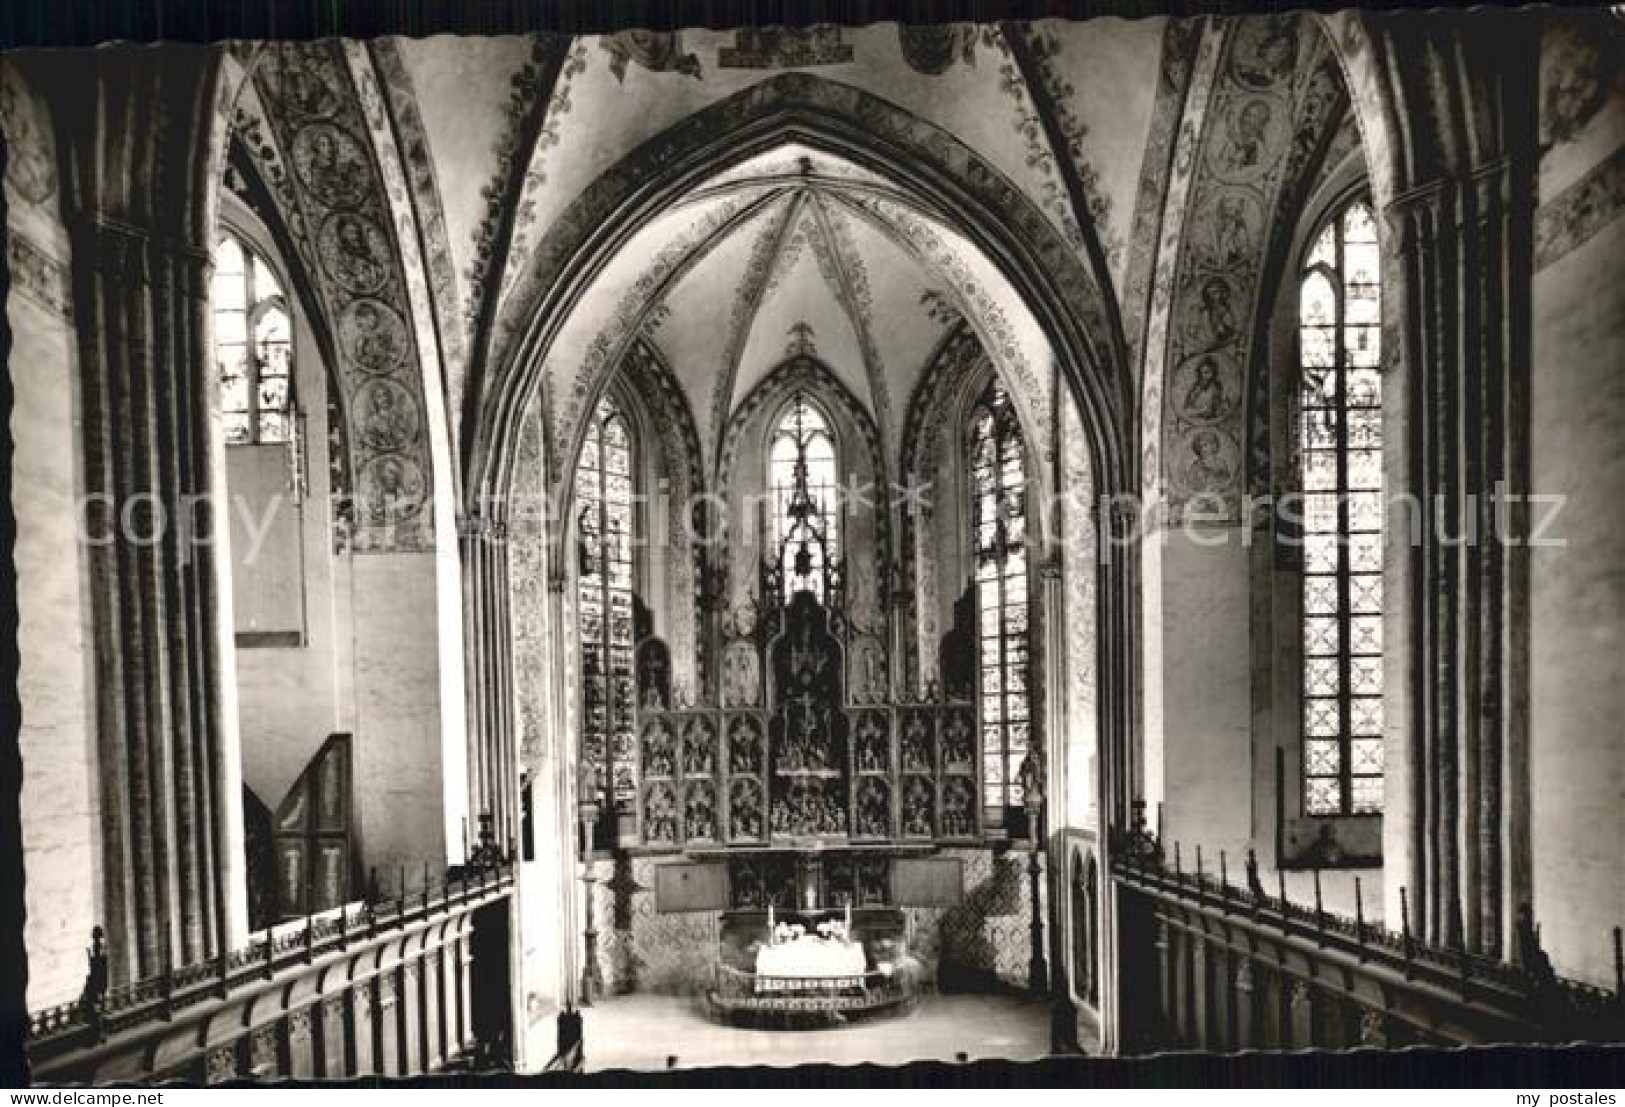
{"left": 1298, "top": 198, "right": 1384, "bottom": 816}
{"left": 969, "top": 380, "right": 1030, "bottom": 827}
{"left": 768, "top": 393, "right": 841, "bottom": 603}
{"left": 576, "top": 396, "right": 637, "bottom": 837}
{"left": 212, "top": 233, "right": 295, "bottom": 445}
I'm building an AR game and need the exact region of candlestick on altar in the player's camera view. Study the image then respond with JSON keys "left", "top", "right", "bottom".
{"left": 768, "top": 903, "right": 775, "bottom": 935}
{"left": 845, "top": 902, "right": 852, "bottom": 938}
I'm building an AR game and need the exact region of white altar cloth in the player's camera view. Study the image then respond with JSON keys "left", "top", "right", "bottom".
{"left": 754, "top": 936, "right": 867, "bottom": 984}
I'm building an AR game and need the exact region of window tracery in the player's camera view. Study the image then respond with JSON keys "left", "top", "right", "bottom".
{"left": 577, "top": 396, "right": 638, "bottom": 840}
{"left": 212, "top": 233, "right": 295, "bottom": 446}
{"left": 968, "top": 380, "right": 1031, "bottom": 827}
{"left": 1297, "top": 198, "right": 1384, "bottom": 817}
{"left": 768, "top": 393, "right": 841, "bottom": 602}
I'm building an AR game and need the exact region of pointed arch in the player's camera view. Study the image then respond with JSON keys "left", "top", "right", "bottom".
{"left": 468, "top": 72, "right": 1131, "bottom": 523}
{"left": 717, "top": 352, "right": 887, "bottom": 510}
{"left": 233, "top": 42, "right": 441, "bottom": 550}
{"left": 715, "top": 352, "right": 891, "bottom": 605}
{"left": 615, "top": 339, "right": 709, "bottom": 694}
{"left": 897, "top": 322, "right": 997, "bottom": 693}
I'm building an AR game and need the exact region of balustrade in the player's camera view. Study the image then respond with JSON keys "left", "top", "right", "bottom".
{"left": 26, "top": 865, "right": 514, "bottom": 1084}
{"left": 1113, "top": 846, "right": 1622, "bottom": 1052}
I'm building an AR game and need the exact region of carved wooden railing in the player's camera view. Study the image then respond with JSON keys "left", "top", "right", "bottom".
{"left": 26, "top": 863, "right": 515, "bottom": 1084}
{"left": 1112, "top": 846, "right": 1624, "bottom": 1053}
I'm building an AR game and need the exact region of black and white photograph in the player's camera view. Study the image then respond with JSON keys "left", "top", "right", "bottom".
{"left": 0, "top": 0, "right": 1621, "bottom": 1091}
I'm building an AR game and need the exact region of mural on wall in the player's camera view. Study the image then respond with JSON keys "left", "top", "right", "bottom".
{"left": 1, "top": 62, "right": 72, "bottom": 322}
{"left": 510, "top": 399, "right": 551, "bottom": 765}
{"left": 621, "top": 339, "right": 707, "bottom": 697}
{"left": 1, "top": 65, "right": 56, "bottom": 208}
{"left": 1121, "top": 18, "right": 1203, "bottom": 375}
{"left": 247, "top": 42, "right": 436, "bottom": 551}
{"left": 1138, "top": 21, "right": 1224, "bottom": 500}
{"left": 496, "top": 38, "right": 591, "bottom": 317}
{"left": 1010, "top": 25, "right": 1118, "bottom": 264}
{"left": 719, "top": 27, "right": 855, "bottom": 69}
{"left": 960, "top": 26, "right": 1091, "bottom": 259}
{"left": 1156, "top": 16, "right": 1347, "bottom": 521}
{"left": 898, "top": 323, "right": 990, "bottom": 691}
{"left": 366, "top": 40, "right": 468, "bottom": 454}
{"left": 707, "top": 194, "right": 809, "bottom": 469}
{"left": 808, "top": 200, "right": 894, "bottom": 458}
{"left": 5, "top": 233, "right": 72, "bottom": 322}
{"left": 1536, "top": 143, "right": 1625, "bottom": 270}
{"left": 463, "top": 35, "right": 580, "bottom": 347}
{"left": 1539, "top": 16, "right": 1624, "bottom": 149}
{"left": 1535, "top": 16, "right": 1625, "bottom": 270}
{"left": 601, "top": 32, "right": 703, "bottom": 82}
{"left": 897, "top": 24, "right": 981, "bottom": 75}
{"left": 1060, "top": 392, "right": 1098, "bottom": 829}
{"left": 548, "top": 191, "right": 760, "bottom": 488}
{"left": 836, "top": 190, "right": 1055, "bottom": 463}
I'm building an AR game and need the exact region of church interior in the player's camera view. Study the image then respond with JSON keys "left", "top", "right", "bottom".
{"left": 3, "top": 8, "right": 1623, "bottom": 1081}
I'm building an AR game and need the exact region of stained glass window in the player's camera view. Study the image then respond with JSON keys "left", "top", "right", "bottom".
{"left": 576, "top": 396, "right": 637, "bottom": 844}
{"left": 768, "top": 394, "right": 842, "bottom": 603}
{"left": 969, "top": 380, "right": 1030, "bottom": 827}
{"left": 1298, "top": 198, "right": 1384, "bottom": 817}
{"left": 212, "top": 233, "right": 294, "bottom": 445}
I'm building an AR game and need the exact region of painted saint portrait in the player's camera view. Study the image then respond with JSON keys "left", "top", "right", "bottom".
{"left": 1186, "top": 275, "right": 1240, "bottom": 349}
{"left": 358, "top": 453, "right": 425, "bottom": 526}
{"left": 292, "top": 123, "right": 370, "bottom": 208}
{"left": 1214, "top": 97, "right": 1282, "bottom": 182}
{"left": 1231, "top": 16, "right": 1300, "bottom": 89}
{"left": 1171, "top": 350, "right": 1240, "bottom": 426}
{"left": 320, "top": 213, "right": 390, "bottom": 295}
{"left": 263, "top": 48, "right": 342, "bottom": 121}
{"left": 355, "top": 380, "right": 418, "bottom": 453}
{"left": 340, "top": 298, "right": 408, "bottom": 376}
{"left": 1179, "top": 427, "right": 1239, "bottom": 496}
{"left": 1205, "top": 190, "right": 1258, "bottom": 271}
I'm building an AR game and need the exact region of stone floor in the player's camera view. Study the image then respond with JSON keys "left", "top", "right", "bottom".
{"left": 580, "top": 993, "right": 1054, "bottom": 1072}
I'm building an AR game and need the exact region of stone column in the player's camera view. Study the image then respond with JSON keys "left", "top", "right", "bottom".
{"left": 461, "top": 518, "right": 491, "bottom": 853}
{"left": 1097, "top": 498, "right": 1140, "bottom": 828}
{"left": 489, "top": 512, "right": 516, "bottom": 846}
{"left": 42, "top": 38, "right": 242, "bottom": 981}
{"left": 462, "top": 508, "right": 518, "bottom": 849}
{"left": 1388, "top": 155, "right": 1534, "bottom": 957}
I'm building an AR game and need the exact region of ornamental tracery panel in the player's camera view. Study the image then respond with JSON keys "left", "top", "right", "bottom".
{"left": 626, "top": 590, "right": 981, "bottom": 849}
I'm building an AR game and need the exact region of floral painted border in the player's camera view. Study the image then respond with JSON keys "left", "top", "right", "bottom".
{"left": 1535, "top": 142, "right": 1625, "bottom": 271}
